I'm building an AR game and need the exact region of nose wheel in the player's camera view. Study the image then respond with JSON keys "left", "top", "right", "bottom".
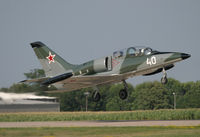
{"left": 161, "top": 76, "right": 168, "bottom": 84}
{"left": 119, "top": 80, "right": 128, "bottom": 100}
{"left": 161, "top": 68, "right": 168, "bottom": 84}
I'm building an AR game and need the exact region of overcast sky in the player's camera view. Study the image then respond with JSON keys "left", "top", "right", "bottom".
{"left": 0, "top": 0, "right": 199, "bottom": 88}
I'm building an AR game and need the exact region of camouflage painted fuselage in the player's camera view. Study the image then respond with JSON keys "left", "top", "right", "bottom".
{"left": 72, "top": 49, "right": 188, "bottom": 77}
{"left": 29, "top": 42, "right": 190, "bottom": 92}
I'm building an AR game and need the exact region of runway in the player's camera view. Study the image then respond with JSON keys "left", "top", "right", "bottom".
{"left": 0, "top": 120, "right": 200, "bottom": 128}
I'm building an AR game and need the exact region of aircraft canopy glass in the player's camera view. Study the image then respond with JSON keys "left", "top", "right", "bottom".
{"left": 113, "top": 46, "right": 154, "bottom": 58}
{"left": 113, "top": 49, "right": 126, "bottom": 58}
{"left": 127, "top": 46, "right": 153, "bottom": 56}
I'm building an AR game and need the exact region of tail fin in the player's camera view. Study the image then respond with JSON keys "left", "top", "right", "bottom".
{"left": 30, "top": 41, "right": 75, "bottom": 77}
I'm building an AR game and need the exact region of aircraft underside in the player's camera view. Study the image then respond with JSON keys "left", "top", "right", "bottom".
{"left": 48, "top": 63, "right": 176, "bottom": 101}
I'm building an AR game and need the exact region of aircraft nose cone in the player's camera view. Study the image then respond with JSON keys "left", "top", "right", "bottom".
{"left": 181, "top": 53, "right": 191, "bottom": 60}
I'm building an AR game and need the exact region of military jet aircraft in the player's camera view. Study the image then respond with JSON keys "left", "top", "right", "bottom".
{"left": 22, "top": 41, "right": 190, "bottom": 101}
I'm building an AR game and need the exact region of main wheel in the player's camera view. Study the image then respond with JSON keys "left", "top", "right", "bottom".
{"left": 92, "top": 92, "right": 101, "bottom": 102}
{"left": 161, "top": 76, "right": 168, "bottom": 84}
{"left": 119, "top": 89, "right": 128, "bottom": 100}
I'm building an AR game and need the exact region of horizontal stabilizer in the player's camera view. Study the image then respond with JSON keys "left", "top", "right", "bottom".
{"left": 41, "top": 72, "right": 73, "bottom": 85}
{"left": 19, "top": 77, "right": 50, "bottom": 83}
{"left": 20, "top": 72, "right": 73, "bottom": 86}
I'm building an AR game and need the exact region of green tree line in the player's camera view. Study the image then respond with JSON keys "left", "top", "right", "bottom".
{"left": 1, "top": 69, "right": 200, "bottom": 111}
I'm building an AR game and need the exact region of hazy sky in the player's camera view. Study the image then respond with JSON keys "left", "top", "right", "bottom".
{"left": 0, "top": 0, "right": 199, "bottom": 88}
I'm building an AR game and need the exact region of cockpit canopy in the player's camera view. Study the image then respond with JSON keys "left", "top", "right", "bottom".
{"left": 127, "top": 46, "right": 153, "bottom": 56}
{"left": 113, "top": 46, "right": 154, "bottom": 58}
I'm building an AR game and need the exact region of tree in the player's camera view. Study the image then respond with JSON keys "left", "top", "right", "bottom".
{"left": 180, "top": 81, "right": 200, "bottom": 108}
{"left": 105, "top": 83, "right": 134, "bottom": 111}
{"left": 8, "top": 83, "right": 33, "bottom": 93}
{"left": 131, "top": 81, "right": 172, "bottom": 110}
{"left": 0, "top": 69, "right": 48, "bottom": 94}
{"left": 59, "top": 90, "right": 85, "bottom": 111}
{"left": 24, "top": 69, "right": 45, "bottom": 79}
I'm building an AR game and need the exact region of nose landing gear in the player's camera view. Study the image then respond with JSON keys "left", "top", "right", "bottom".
{"left": 161, "top": 68, "right": 168, "bottom": 84}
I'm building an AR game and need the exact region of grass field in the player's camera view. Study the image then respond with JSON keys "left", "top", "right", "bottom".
{"left": 0, "top": 126, "right": 200, "bottom": 137}
{"left": 0, "top": 109, "right": 200, "bottom": 122}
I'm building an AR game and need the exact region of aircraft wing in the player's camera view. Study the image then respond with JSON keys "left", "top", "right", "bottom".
{"left": 22, "top": 63, "right": 173, "bottom": 93}
{"left": 47, "top": 74, "right": 125, "bottom": 93}
{"left": 20, "top": 68, "right": 157, "bottom": 93}
{"left": 20, "top": 72, "right": 125, "bottom": 93}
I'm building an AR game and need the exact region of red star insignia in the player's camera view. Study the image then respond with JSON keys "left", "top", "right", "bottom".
{"left": 46, "top": 51, "right": 56, "bottom": 64}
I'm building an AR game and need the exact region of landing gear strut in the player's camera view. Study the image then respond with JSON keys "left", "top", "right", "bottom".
{"left": 92, "top": 87, "right": 101, "bottom": 102}
{"left": 161, "top": 68, "right": 168, "bottom": 84}
{"left": 119, "top": 80, "right": 128, "bottom": 100}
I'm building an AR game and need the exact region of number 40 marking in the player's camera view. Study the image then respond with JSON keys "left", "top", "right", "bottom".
{"left": 146, "top": 56, "right": 157, "bottom": 65}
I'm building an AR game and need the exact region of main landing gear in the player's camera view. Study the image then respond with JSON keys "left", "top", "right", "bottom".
{"left": 92, "top": 87, "right": 101, "bottom": 102}
{"left": 161, "top": 68, "right": 168, "bottom": 84}
{"left": 91, "top": 80, "right": 129, "bottom": 102}
{"left": 119, "top": 80, "right": 128, "bottom": 100}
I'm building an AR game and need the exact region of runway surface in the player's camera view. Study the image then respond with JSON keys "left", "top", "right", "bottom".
{"left": 0, "top": 120, "right": 200, "bottom": 128}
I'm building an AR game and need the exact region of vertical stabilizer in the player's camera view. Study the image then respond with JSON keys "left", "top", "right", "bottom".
{"left": 30, "top": 41, "right": 75, "bottom": 77}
